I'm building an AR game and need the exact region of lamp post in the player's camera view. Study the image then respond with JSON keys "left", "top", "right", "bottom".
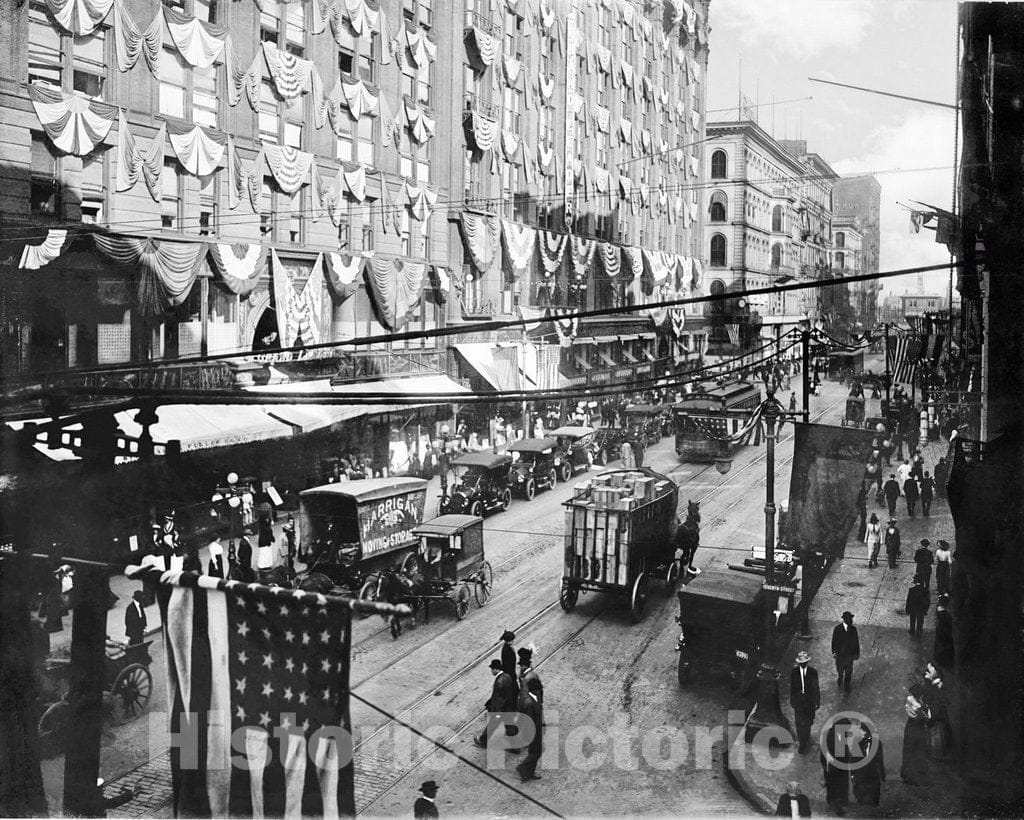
{"left": 211, "top": 471, "right": 244, "bottom": 564}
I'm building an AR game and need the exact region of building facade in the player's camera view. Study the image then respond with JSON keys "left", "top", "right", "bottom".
{"left": 832, "top": 174, "right": 881, "bottom": 328}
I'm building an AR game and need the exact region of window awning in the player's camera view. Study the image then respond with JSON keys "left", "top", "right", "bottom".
{"left": 621, "top": 348, "right": 639, "bottom": 363}
{"left": 115, "top": 405, "right": 296, "bottom": 453}
{"left": 641, "top": 348, "right": 657, "bottom": 362}
{"left": 598, "top": 350, "right": 617, "bottom": 367}
{"left": 453, "top": 342, "right": 503, "bottom": 391}
{"left": 574, "top": 353, "right": 593, "bottom": 370}
{"left": 572, "top": 337, "right": 598, "bottom": 345}
{"left": 639, "top": 332, "right": 657, "bottom": 340}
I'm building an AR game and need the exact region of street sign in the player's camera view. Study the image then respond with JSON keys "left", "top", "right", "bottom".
{"left": 763, "top": 583, "right": 796, "bottom": 594}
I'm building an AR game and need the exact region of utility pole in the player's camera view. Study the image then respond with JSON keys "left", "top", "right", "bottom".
{"left": 801, "top": 328, "right": 811, "bottom": 420}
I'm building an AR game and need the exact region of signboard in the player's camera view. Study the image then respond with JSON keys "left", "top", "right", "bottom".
{"left": 358, "top": 489, "right": 427, "bottom": 557}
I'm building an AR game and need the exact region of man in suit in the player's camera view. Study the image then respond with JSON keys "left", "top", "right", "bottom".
{"left": 883, "top": 474, "right": 901, "bottom": 518}
{"left": 903, "top": 474, "right": 919, "bottom": 517}
{"left": 516, "top": 678, "right": 544, "bottom": 782}
{"left": 474, "top": 660, "right": 515, "bottom": 748}
{"left": 905, "top": 576, "right": 930, "bottom": 638}
{"left": 914, "top": 539, "right": 934, "bottom": 589}
{"left": 413, "top": 780, "right": 439, "bottom": 819}
{"left": 831, "top": 611, "right": 860, "bottom": 693}
{"left": 500, "top": 630, "right": 519, "bottom": 735}
{"left": 775, "top": 781, "right": 812, "bottom": 817}
{"left": 789, "top": 651, "right": 820, "bottom": 754}
{"left": 124, "top": 589, "right": 147, "bottom": 646}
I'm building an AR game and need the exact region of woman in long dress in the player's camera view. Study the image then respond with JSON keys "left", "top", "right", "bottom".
{"left": 619, "top": 440, "right": 636, "bottom": 469}
{"left": 864, "top": 513, "right": 882, "bottom": 568}
{"left": 901, "top": 689, "right": 932, "bottom": 785}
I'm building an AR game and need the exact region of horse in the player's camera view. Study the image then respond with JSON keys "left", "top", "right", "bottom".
{"left": 674, "top": 499, "right": 701, "bottom": 576}
{"left": 380, "top": 566, "right": 420, "bottom": 639}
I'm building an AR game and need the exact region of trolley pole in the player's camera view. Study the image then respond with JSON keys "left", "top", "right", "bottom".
{"left": 745, "top": 386, "right": 793, "bottom": 744}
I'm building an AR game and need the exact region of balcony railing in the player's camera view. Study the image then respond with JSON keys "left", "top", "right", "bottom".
{"left": 464, "top": 92, "right": 500, "bottom": 122}
{"left": 460, "top": 297, "right": 498, "bottom": 319}
{"left": 331, "top": 349, "right": 446, "bottom": 384}
{"left": 464, "top": 10, "right": 500, "bottom": 38}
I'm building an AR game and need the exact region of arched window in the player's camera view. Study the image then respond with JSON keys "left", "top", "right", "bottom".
{"left": 771, "top": 244, "right": 782, "bottom": 268}
{"left": 771, "top": 205, "right": 783, "bottom": 233}
{"left": 709, "top": 191, "right": 727, "bottom": 222}
{"left": 710, "top": 150, "right": 727, "bottom": 179}
{"left": 835, "top": 232, "right": 846, "bottom": 248}
{"left": 709, "top": 279, "right": 726, "bottom": 296}
{"left": 710, "top": 234, "right": 727, "bottom": 267}
{"left": 836, "top": 252, "right": 845, "bottom": 269}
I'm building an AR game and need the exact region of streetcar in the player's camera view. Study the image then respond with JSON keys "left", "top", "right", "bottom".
{"left": 673, "top": 380, "right": 762, "bottom": 462}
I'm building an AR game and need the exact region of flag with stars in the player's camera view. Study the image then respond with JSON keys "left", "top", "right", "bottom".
{"left": 152, "top": 571, "right": 354, "bottom": 819}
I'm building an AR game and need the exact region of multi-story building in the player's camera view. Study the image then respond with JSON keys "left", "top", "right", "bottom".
{"left": 703, "top": 121, "right": 837, "bottom": 350}
{"left": 831, "top": 215, "right": 868, "bottom": 331}
{"left": 900, "top": 293, "right": 947, "bottom": 316}
{"left": 833, "top": 174, "right": 882, "bottom": 327}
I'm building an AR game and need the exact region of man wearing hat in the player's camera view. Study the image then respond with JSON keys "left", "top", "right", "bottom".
{"left": 413, "top": 780, "right": 439, "bottom": 819}
{"left": 518, "top": 647, "right": 543, "bottom": 705}
{"left": 831, "top": 611, "right": 860, "bottom": 693}
{"left": 884, "top": 519, "right": 902, "bottom": 570}
{"left": 914, "top": 539, "right": 933, "bottom": 589}
{"left": 124, "top": 589, "right": 148, "bottom": 647}
{"left": 500, "top": 630, "right": 520, "bottom": 725}
{"left": 905, "top": 576, "right": 930, "bottom": 639}
{"left": 789, "top": 650, "right": 820, "bottom": 754}
{"left": 474, "top": 659, "right": 515, "bottom": 749}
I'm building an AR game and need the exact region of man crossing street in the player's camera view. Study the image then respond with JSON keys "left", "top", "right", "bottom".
{"left": 831, "top": 611, "right": 860, "bottom": 693}
{"left": 789, "top": 650, "right": 820, "bottom": 754}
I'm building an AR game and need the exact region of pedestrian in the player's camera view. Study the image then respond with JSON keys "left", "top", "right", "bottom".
{"left": 855, "top": 486, "right": 868, "bottom": 543}
{"left": 901, "top": 687, "right": 932, "bottom": 785}
{"left": 821, "top": 731, "right": 851, "bottom": 815}
{"left": 500, "top": 629, "right": 520, "bottom": 727}
{"left": 789, "top": 391, "right": 797, "bottom": 414}
{"left": 885, "top": 519, "right": 902, "bottom": 570}
{"left": 896, "top": 458, "right": 912, "bottom": 490}
{"left": 905, "top": 576, "right": 930, "bottom": 639}
{"left": 864, "top": 513, "right": 882, "bottom": 568}
{"left": 518, "top": 647, "right": 543, "bottom": 704}
{"left": 474, "top": 659, "right": 515, "bottom": 749}
{"left": 124, "top": 589, "right": 148, "bottom": 646}
{"left": 775, "top": 781, "right": 811, "bottom": 817}
{"left": 413, "top": 780, "right": 440, "bottom": 819}
{"left": 911, "top": 452, "right": 925, "bottom": 481}
{"left": 206, "top": 539, "right": 226, "bottom": 578}
{"left": 831, "top": 611, "right": 860, "bottom": 693}
{"left": 515, "top": 678, "right": 544, "bottom": 782}
{"left": 851, "top": 723, "right": 886, "bottom": 807}
{"left": 789, "top": 650, "right": 820, "bottom": 754}
{"left": 903, "top": 474, "right": 919, "bottom": 517}
{"left": 914, "top": 540, "right": 934, "bottom": 589}
{"left": 933, "top": 595, "right": 954, "bottom": 669}
{"left": 918, "top": 471, "right": 935, "bottom": 517}
{"left": 883, "top": 474, "right": 901, "bottom": 518}
{"left": 620, "top": 439, "right": 636, "bottom": 469}
{"left": 922, "top": 662, "right": 953, "bottom": 760}
{"left": 933, "top": 457, "right": 948, "bottom": 498}
{"left": 934, "top": 540, "right": 952, "bottom": 596}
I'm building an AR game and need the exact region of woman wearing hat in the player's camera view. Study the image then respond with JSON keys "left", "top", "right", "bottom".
{"left": 413, "top": 780, "right": 439, "bottom": 818}
{"left": 934, "top": 541, "right": 952, "bottom": 596}
{"left": 864, "top": 513, "right": 882, "bottom": 569}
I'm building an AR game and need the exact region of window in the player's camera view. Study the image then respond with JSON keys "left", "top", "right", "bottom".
{"left": 193, "top": 0, "right": 218, "bottom": 23}
{"left": 260, "top": 4, "right": 281, "bottom": 44}
{"left": 159, "top": 49, "right": 187, "bottom": 117}
{"left": 161, "top": 160, "right": 180, "bottom": 229}
{"left": 287, "top": 189, "right": 303, "bottom": 243}
{"left": 30, "top": 133, "right": 60, "bottom": 216}
{"left": 259, "top": 178, "right": 273, "bottom": 236}
{"left": 72, "top": 31, "right": 105, "bottom": 98}
{"left": 596, "top": 131, "right": 609, "bottom": 168}
{"left": 81, "top": 149, "right": 105, "bottom": 223}
{"left": 501, "top": 163, "right": 520, "bottom": 218}
{"left": 403, "top": 0, "right": 432, "bottom": 28}
{"left": 399, "top": 207, "right": 411, "bottom": 256}
{"left": 198, "top": 173, "right": 217, "bottom": 235}
{"left": 835, "top": 251, "right": 845, "bottom": 269}
{"left": 361, "top": 197, "right": 375, "bottom": 250}
{"left": 710, "top": 234, "right": 727, "bottom": 267}
{"left": 710, "top": 150, "right": 727, "bottom": 179}
{"left": 835, "top": 231, "right": 846, "bottom": 248}
{"left": 285, "top": 4, "right": 306, "bottom": 55}
{"left": 359, "top": 36, "right": 376, "bottom": 83}
{"left": 502, "top": 85, "right": 521, "bottom": 132}
{"left": 709, "top": 279, "right": 726, "bottom": 296}
{"left": 576, "top": 55, "right": 586, "bottom": 95}
{"left": 597, "top": 6, "right": 610, "bottom": 46}
{"left": 259, "top": 79, "right": 280, "bottom": 143}
{"left": 504, "top": 11, "right": 522, "bottom": 59}
{"left": 28, "top": 4, "right": 63, "bottom": 87}
{"left": 193, "top": 64, "right": 217, "bottom": 127}
{"left": 338, "top": 193, "right": 353, "bottom": 248}
{"left": 538, "top": 105, "right": 553, "bottom": 146}
{"left": 771, "top": 244, "right": 782, "bottom": 268}
{"left": 709, "top": 191, "right": 727, "bottom": 222}
{"left": 771, "top": 204, "right": 784, "bottom": 232}
{"left": 597, "top": 77, "right": 607, "bottom": 107}
{"left": 541, "top": 35, "right": 556, "bottom": 76}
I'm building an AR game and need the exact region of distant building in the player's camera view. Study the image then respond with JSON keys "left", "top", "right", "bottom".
{"left": 901, "top": 294, "right": 947, "bottom": 316}
{"left": 832, "top": 175, "right": 882, "bottom": 328}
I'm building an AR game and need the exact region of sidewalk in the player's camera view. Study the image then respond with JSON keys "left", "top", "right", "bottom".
{"left": 730, "top": 440, "right": 963, "bottom": 817}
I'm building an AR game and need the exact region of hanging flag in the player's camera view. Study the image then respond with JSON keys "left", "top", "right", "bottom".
{"left": 132, "top": 567, "right": 355, "bottom": 818}
{"left": 909, "top": 211, "right": 925, "bottom": 234}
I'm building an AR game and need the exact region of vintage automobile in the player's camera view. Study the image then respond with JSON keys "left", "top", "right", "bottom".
{"left": 439, "top": 452, "right": 513, "bottom": 516}
{"left": 507, "top": 438, "right": 560, "bottom": 499}
{"left": 550, "top": 425, "right": 600, "bottom": 482}
{"left": 623, "top": 404, "right": 670, "bottom": 445}
{"left": 593, "top": 428, "right": 628, "bottom": 463}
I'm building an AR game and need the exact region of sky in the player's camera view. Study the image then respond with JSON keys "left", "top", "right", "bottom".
{"left": 705, "top": 0, "right": 960, "bottom": 299}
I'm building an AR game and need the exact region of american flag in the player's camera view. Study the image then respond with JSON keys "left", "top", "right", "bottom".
{"left": 144, "top": 570, "right": 354, "bottom": 818}
{"left": 887, "top": 335, "right": 923, "bottom": 385}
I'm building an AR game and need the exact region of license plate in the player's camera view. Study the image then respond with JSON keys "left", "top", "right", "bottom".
{"left": 735, "top": 650, "right": 749, "bottom": 660}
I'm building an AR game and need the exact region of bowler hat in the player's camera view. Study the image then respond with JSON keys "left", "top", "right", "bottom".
{"left": 500, "top": 630, "right": 515, "bottom": 642}
{"left": 795, "top": 650, "right": 811, "bottom": 664}
{"left": 489, "top": 658, "right": 503, "bottom": 670}
{"left": 517, "top": 647, "right": 533, "bottom": 664}
{"left": 419, "top": 780, "right": 439, "bottom": 795}
{"left": 842, "top": 611, "right": 854, "bottom": 620}
{"left": 920, "top": 539, "right": 930, "bottom": 547}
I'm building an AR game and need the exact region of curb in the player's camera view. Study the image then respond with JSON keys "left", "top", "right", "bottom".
{"left": 722, "top": 738, "right": 777, "bottom": 815}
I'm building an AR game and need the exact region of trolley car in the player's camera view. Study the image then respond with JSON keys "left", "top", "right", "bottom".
{"left": 673, "top": 380, "right": 762, "bottom": 462}
{"left": 559, "top": 467, "right": 679, "bottom": 623}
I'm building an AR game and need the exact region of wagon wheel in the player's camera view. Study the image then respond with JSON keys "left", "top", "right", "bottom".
{"left": 665, "top": 561, "right": 680, "bottom": 595}
{"left": 596, "top": 448, "right": 608, "bottom": 466}
{"left": 559, "top": 579, "right": 579, "bottom": 613}
{"left": 454, "top": 584, "right": 472, "bottom": 620}
{"left": 469, "top": 500, "right": 484, "bottom": 518}
{"left": 111, "top": 663, "right": 152, "bottom": 722}
{"left": 400, "top": 551, "right": 419, "bottom": 576}
{"left": 524, "top": 479, "right": 536, "bottom": 500}
{"left": 37, "top": 700, "right": 70, "bottom": 759}
{"left": 559, "top": 461, "right": 572, "bottom": 483}
{"left": 500, "top": 488, "right": 512, "bottom": 512}
{"left": 630, "top": 573, "right": 648, "bottom": 624}
{"left": 357, "top": 576, "right": 379, "bottom": 619}
{"left": 474, "top": 561, "right": 493, "bottom": 607}
{"left": 547, "top": 468, "right": 557, "bottom": 488}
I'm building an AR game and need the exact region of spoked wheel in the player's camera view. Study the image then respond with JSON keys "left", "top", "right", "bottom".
{"left": 665, "top": 561, "right": 680, "bottom": 595}
{"left": 357, "top": 576, "right": 379, "bottom": 619}
{"left": 474, "top": 561, "right": 493, "bottom": 606}
{"left": 630, "top": 573, "right": 648, "bottom": 624}
{"left": 524, "top": 479, "right": 536, "bottom": 500}
{"left": 596, "top": 448, "right": 608, "bottom": 466}
{"left": 469, "top": 501, "right": 484, "bottom": 518}
{"left": 547, "top": 469, "right": 557, "bottom": 489}
{"left": 38, "top": 700, "right": 70, "bottom": 758}
{"left": 560, "top": 461, "right": 573, "bottom": 483}
{"left": 400, "top": 551, "right": 419, "bottom": 576}
{"left": 454, "top": 584, "right": 472, "bottom": 620}
{"left": 500, "top": 488, "right": 512, "bottom": 512}
{"left": 559, "top": 579, "right": 579, "bottom": 613}
{"left": 111, "top": 663, "right": 153, "bottom": 722}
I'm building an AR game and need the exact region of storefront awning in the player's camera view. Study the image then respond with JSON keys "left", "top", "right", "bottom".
{"left": 115, "top": 405, "right": 295, "bottom": 453}
{"left": 453, "top": 343, "right": 503, "bottom": 391}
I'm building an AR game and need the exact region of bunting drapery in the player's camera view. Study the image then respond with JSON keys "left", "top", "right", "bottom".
{"left": 378, "top": 93, "right": 402, "bottom": 148}
{"left": 595, "top": 106, "right": 611, "bottom": 133}
{"left": 623, "top": 246, "right": 644, "bottom": 280}
{"left": 166, "top": 120, "right": 226, "bottom": 176}
{"left": 670, "top": 307, "right": 688, "bottom": 341}
{"left": 501, "top": 220, "right": 537, "bottom": 276}
{"left": 28, "top": 84, "right": 117, "bottom": 156}
{"left": 343, "top": 164, "right": 367, "bottom": 201}
{"left": 263, "top": 144, "right": 314, "bottom": 194}
{"left": 503, "top": 55, "right": 523, "bottom": 87}
{"left": 598, "top": 242, "right": 621, "bottom": 278}
{"left": 550, "top": 309, "right": 579, "bottom": 348}
{"left": 429, "top": 265, "right": 450, "bottom": 305}
{"left": 538, "top": 74, "right": 555, "bottom": 101}
{"left": 690, "top": 257, "right": 703, "bottom": 291}
{"left": 322, "top": 252, "right": 363, "bottom": 303}
{"left": 207, "top": 243, "right": 266, "bottom": 297}
{"left": 618, "top": 174, "right": 632, "bottom": 200}
{"left": 459, "top": 212, "right": 500, "bottom": 275}
{"left": 538, "top": 229, "right": 567, "bottom": 276}
{"left": 363, "top": 257, "right": 426, "bottom": 331}
{"left": 405, "top": 25, "right": 437, "bottom": 68}
{"left": 93, "top": 234, "right": 206, "bottom": 317}
{"left": 19, "top": 229, "right": 71, "bottom": 270}
{"left": 340, "top": 78, "right": 379, "bottom": 119}
{"left": 226, "top": 46, "right": 261, "bottom": 110}
{"left": 405, "top": 181, "right": 437, "bottom": 232}
{"left": 379, "top": 172, "right": 401, "bottom": 234}
{"left": 115, "top": 113, "right": 165, "bottom": 200}
{"left": 164, "top": 6, "right": 228, "bottom": 68}
{"left": 111, "top": 0, "right": 160, "bottom": 74}
{"left": 404, "top": 101, "right": 436, "bottom": 143}
{"left": 464, "top": 111, "right": 499, "bottom": 152}
{"left": 466, "top": 27, "right": 499, "bottom": 69}
{"left": 44, "top": 0, "right": 114, "bottom": 35}
{"left": 262, "top": 42, "right": 315, "bottom": 99}
{"left": 271, "top": 249, "right": 327, "bottom": 347}
{"left": 593, "top": 167, "right": 610, "bottom": 193}
{"left": 570, "top": 237, "right": 595, "bottom": 278}
{"left": 501, "top": 129, "right": 521, "bottom": 164}
{"left": 341, "top": 0, "right": 379, "bottom": 37}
